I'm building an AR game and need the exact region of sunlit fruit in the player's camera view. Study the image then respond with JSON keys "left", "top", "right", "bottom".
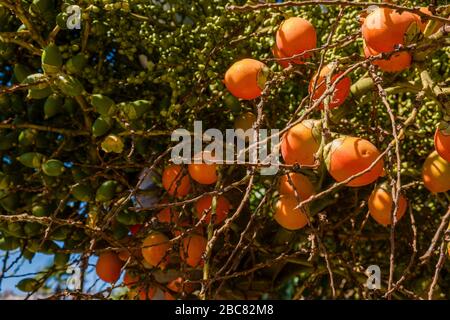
{"left": 188, "top": 151, "right": 218, "bottom": 185}
{"left": 362, "top": 7, "right": 420, "bottom": 52}
{"left": 141, "top": 232, "right": 171, "bottom": 268}
{"left": 324, "top": 136, "right": 384, "bottom": 187}
{"left": 276, "top": 17, "right": 317, "bottom": 64}
{"left": 180, "top": 234, "right": 207, "bottom": 268}
{"left": 279, "top": 172, "right": 315, "bottom": 200}
{"left": 363, "top": 42, "right": 411, "bottom": 73}
{"left": 434, "top": 126, "right": 450, "bottom": 163}
{"left": 368, "top": 184, "right": 408, "bottom": 226}
{"left": 224, "top": 58, "right": 268, "bottom": 100}
{"left": 195, "top": 195, "right": 230, "bottom": 225}
{"left": 274, "top": 196, "right": 308, "bottom": 230}
{"left": 95, "top": 251, "right": 123, "bottom": 283}
{"left": 308, "top": 63, "right": 352, "bottom": 110}
{"left": 162, "top": 164, "right": 191, "bottom": 198}
{"left": 422, "top": 151, "right": 450, "bottom": 193}
{"left": 272, "top": 45, "right": 290, "bottom": 68}
{"left": 281, "top": 119, "right": 322, "bottom": 166}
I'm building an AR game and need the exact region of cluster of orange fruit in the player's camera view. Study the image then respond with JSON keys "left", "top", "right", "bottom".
{"left": 94, "top": 152, "right": 231, "bottom": 299}
{"left": 223, "top": 7, "right": 446, "bottom": 230}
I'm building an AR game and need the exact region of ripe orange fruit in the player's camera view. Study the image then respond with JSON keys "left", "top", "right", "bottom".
{"left": 224, "top": 59, "right": 268, "bottom": 100}
{"left": 362, "top": 7, "right": 420, "bottom": 53}
{"left": 162, "top": 164, "right": 191, "bottom": 198}
{"left": 95, "top": 251, "right": 123, "bottom": 283}
{"left": 324, "top": 136, "right": 384, "bottom": 187}
{"left": 234, "top": 111, "right": 257, "bottom": 139}
{"left": 141, "top": 232, "right": 171, "bottom": 268}
{"left": 195, "top": 195, "right": 230, "bottom": 225}
{"left": 279, "top": 172, "right": 315, "bottom": 200}
{"left": 363, "top": 41, "right": 411, "bottom": 73}
{"left": 434, "top": 126, "right": 450, "bottom": 163}
{"left": 164, "top": 277, "right": 195, "bottom": 300}
{"left": 123, "top": 271, "right": 139, "bottom": 289}
{"left": 368, "top": 185, "right": 408, "bottom": 226}
{"left": 118, "top": 249, "right": 131, "bottom": 262}
{"left": 188, "top": 151, "right": 218, "bottom": 185}
{"left": 272, "top": 45, "right": 290, "bottom": 69}
{"left": 422, "top": 151, "right": 450, "bottom": 193}
{"left": 274, "top": 196, "right": 308, "bottom": 230}
{"left": 281, "top": 119, "right": 322, "bottom": 166}
{"left": 308, "top": 63, "right": 351, "bottom": 110}
{"left": 180, "top": 234, "right": 207, "bottom": 268}
{"left": 276, "top": 17, "right": 317, "bottom": 64}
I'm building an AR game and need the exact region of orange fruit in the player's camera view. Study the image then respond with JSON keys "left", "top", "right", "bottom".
{"left": 368, "top": 185, "right": 408, "bottom": 226}
{"left": 95, "top": 251, "right": 123, "bottom": 283}
{"left": 188, "top": 151, "right": 218, "bottom": 185}
{"left": 274, "top": 195, "right": 308, "bottom": 230}
{"left": 234, "top": 111, "right": 257, "bottom": 141}
{"left": 279, "top": 172, "right": 315, "bottom": 200}
{"left": 195, "top": 195, "right": 230, "bottom": 225}
{"left": 118, "top": 249, "right": 131, "bottom": 262}
{"left": 362, "top": 7, "right": 420, "bottom": 53}
{"left": 180, "top": 234, "right": 207, "bottom": 268}
{"left": 434, "top": 126, "right": 450, "bottom": 163}
{"left": 162, "top": 164, "right": 191, "bottom": 198}
{"left": 422, "top": 151, "right": 450, "bottom": 193}
{"left": 164, "top": 277, "right": 195, "bottom": 300}
{"left": 308, "top": 63, "right": 351, "bottom": 110}
{"left": 281, "top": 119, "right": 322, "bottom": 166}
{"left": 123, "top": 272, "right": 156, "bottom": 300}
{"left": 275, "top": 17, "right": 317, "bottom": 64}
{"left": 324, "top": 136, "right": 384, "bottom": 187}
{"left": 272, "top": 45, "right": 290, "bottom": 69}
{"left": 224, "top": 58, "right": 268, "bottom": 100}
{"left": 363, "top": 42, "right": 411, "bottom": 73}
{"left": 141, "top": 232, "right": 171, "bottom": 268}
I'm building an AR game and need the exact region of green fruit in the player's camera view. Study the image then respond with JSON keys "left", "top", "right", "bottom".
{"left": 0, "top": 172, "right": 11, "bottom": 190}
{"left": 24, "top": 222, "right": 43, "bottom": 237}
{"left": 63, "top": 97, "right": 77, "bottom": 114}
{"left": 0, "top": 132, "right": 17, "bottom": 150}
{"left": 42, "top": 44, "right": 63, "bottom": 74}
{"left": 0, "top": 192, "right": 19, "bottom": 212}
{"left": 49, "top": 226, "right": 70, "bottom": 241}
{"left": 91, "top": 94, "right": 116, "bottom": 116}
{"left": 92, "top": 116, "right": 112, "bottom": 137}
{"left": 31, "top": 204, "right": 51, "bottom": 217}
{"left": 56, "top": 12, "right": 69, "bottom": 29}
{"left": 22, "top": 249, "right": 35, "bottom": 261}
{"left": 54, "top": 74, "right": 84, "bottom": 97}
{"left": 7, "top": 222, "right": 24, "bottom": 238}
{"left": 101, "top": 134, "right": 124, "bottom": 153}
{"left": 18, "top": 152, "right": 45, "bottom": 169}
{"left": 53, "top": 252, "right": 70, "bottom": 267}
{"left": 16, "top": 278, "right": 39, "bottom": 292}
{"left": 72, "top": 183, "right": 93, "bottom": 202}
{"left": 22, "top": 73, "right": 52, "bottom": 100}
{"left": 42, "top": 159, "right": 65, "bottom": 176}
{"left": 13, "top": 64, "right": 32, "bottom": 83}
{"left": 95, "top": 180, "right": 118, "bottom": 202}
{"left": 120, "top": 100, "right": 152, "bottom": 120}
{"left": 44, "top": 94, "right": 64, "bottom": 119}
{"left": 18, "top": 129, "right": 38, "bottom": 146}
{"left": 66, "top": 53, "right": 88, "bottom": 74}
{"left": 0, "top": 237, "right": 21, "bottom": 251}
